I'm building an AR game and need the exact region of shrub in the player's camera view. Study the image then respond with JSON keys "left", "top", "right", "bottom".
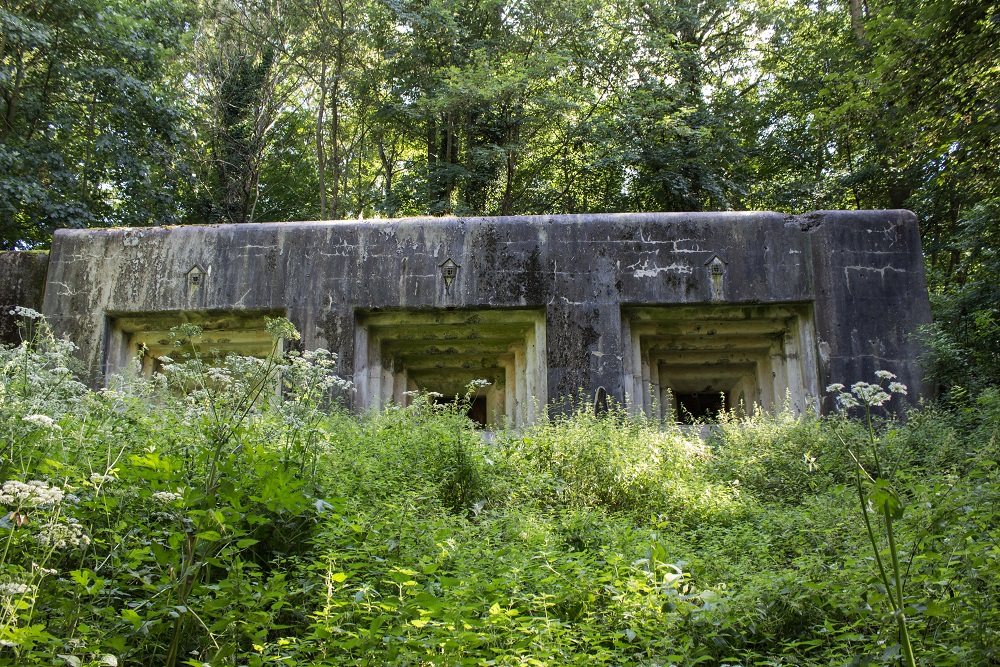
{"left": 709, "top": 408, "right": 856, "bottom": 503}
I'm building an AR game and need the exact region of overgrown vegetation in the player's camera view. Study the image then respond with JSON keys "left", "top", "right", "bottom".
{"left": 1, "top": 314, "right": 998, "bottom": 666}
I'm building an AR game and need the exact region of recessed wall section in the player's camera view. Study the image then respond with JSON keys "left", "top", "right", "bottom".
{"left": 622, "top": 304, "right": 820, "bottom": 420}
{"left": 104, "top": 309, "right": 286, "bottom": 379}
{"left": 354, "top": 309, "right": 547, "bottom": 428}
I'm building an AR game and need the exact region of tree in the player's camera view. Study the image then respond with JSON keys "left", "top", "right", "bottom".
{"left": 0, "top": 0, "right": 191, "bottom": 248}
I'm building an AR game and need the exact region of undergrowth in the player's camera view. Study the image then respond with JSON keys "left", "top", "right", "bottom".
{"left": 0, "top": 312, "right": 997, "bottom": 666}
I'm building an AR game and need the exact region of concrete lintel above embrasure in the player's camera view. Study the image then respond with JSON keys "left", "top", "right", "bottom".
{"left": 384, "top": 341, "right": 524, "bottom": 358}
{"left": 624, "top": 304, "right": 804, "bottom": 322}
{"left": 644, "top": 337, "right": 775, "bottom": 353}
{"left": 408, "top": 369, "right": 507, "bottom": 383}
{"left": 654, "top": 350, "right": 771, "bottom": 365}
{"left": 397, "top": 354, "right": 512, "bottom": 371}
{"left": 110, "top": 309, "right": 287, "bottom": 333}
{"left": 361, "top": 309, "right": 541, "bottom": 327}
{"left": 660, "top": 363, "right": 759, "bottom": 376}
{"left": 369, "top": 323, "right": 532, "bottom": 341}
{"left": 629, "top": 320, "right": 793, "bottom": 336}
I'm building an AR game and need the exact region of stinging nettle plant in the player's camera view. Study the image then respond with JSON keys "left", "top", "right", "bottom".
{"left": 827, "top": 371, "right": 915, "bottom": 667}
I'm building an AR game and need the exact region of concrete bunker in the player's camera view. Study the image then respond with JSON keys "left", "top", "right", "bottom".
{"left": 0, "top": 210, "right": 932, "bottom": 417}
{"left": 622, "top": 304, "right": 820, "bottom": 422}
{"left": 354, "top": 309, "right": 547, "bottom": 428}
{"left": 104, "top": 309, "right": 286, "bottom": 378}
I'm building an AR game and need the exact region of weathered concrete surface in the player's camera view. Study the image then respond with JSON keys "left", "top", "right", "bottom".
{"left": 0, "top": 251, "right": 49, "bottom": 345}
{"left": 800, "top": 210, "right": 933, "bottom": 410}
{"left": 34, "top": 210, "right": 932, "bottom": 413}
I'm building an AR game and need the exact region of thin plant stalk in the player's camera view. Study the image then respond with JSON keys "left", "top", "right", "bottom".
{"left": 830, "top": 373, "right": 916, "bottom": 667}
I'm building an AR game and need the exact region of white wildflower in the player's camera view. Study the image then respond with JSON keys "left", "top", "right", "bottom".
{"left": 835, "top": 393, "right": 860, "bottom": 410}
{"left": 875, "top": 370, "right": 897, "bottom": 380}
{"left": 888, "top": 382, "right": 908, "bottom": 396}
{"left": 9, "top": 306, "right": 42, "bottom": 320}
{"left": 825, "top": 383, "right": 845, "bottom": 393}
{"left": 467, "top": 378, "right": 491, "bottom": 389}
{"left": 37, "top": 518, "right": 91, "bottom": 550}
{"left": 0, "top": 582, "right": 33, "bottom": 596}
{"left": 298, "top": 349, "right": 337, "bottom": 368}
{"left": 0, "top": 480, "right": 64, "bottom": 507}
{"left": 265, "top": 317, "right": 300, "bottom": 341}
{"left": 851, "top": 382, "right": 891, "bottom": 407}
{"left": 32, "top": 562, "right": 57, "bottom": 576}
{"left": 89, "top": 473, "right": 115, "bottom": 485}
{"left": 152, "top": 491, "right": 182, "bottom": 504}
{"left": 22, "top": 414, "right": 60, "bottom": 430}
{"left": 207, "top": 366, "right": 233, "bottom": 384}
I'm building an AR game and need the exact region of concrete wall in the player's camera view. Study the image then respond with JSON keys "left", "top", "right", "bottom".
{"left": 802, "top": 210, "right": 933, "bottom": 409}
{"left": 33, "top": 210, "right": 932, "bottom": 413}
{"left": 0, "top": 251, "right": 49, "bottom": 346}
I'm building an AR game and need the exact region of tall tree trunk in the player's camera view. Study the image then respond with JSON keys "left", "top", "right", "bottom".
{"left": 1, "top": 57, "right": 25, "bottom": 141}
{"left": 329, "top": 0, "right": 346, "bottom": 218}
{"left": 441, "top": 111, "right": 457, "bottom": 211}
{"left": 377, "top": 136, "right": 396, "bottom": 215}
{"left": 427, "top": 115, "right": 437, "bottom": 209}
{"left": 330, "top": 77, "right": 341, "bottom": 217}
{"left": 843, "top": 131, "right": 863, "bottom": 209}
{"left": 847, "top": 0, "right": 869, "bottom": 46}
{"left": 500, "top": 123, "right": 520, "bottom": 215}
{"left": 316, "top": 61, "right": 328, "bottom": 218}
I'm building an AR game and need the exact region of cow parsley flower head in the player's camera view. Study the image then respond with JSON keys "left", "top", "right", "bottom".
{"left": 172, "top": 323, "right": 203, "bottom": 340}
{"left": 32, "top": 562, "right": 57, "bottom": 576}
{"left": 0, "top": 480, "right": 64, "bottom": 507}
{"left": 851, "top": 382, "right": 891, "bottom": 407}
{"left": 265, "top": 317, "right": 300, "bottom": 341}
{"left": 834, "top": 392, "right": 860, "bottom": 410}
{"left": 206, "top": 366, "right": 233, "bottom": 385}
{"left": 152, "top": 491, "right": 183, "bottom": 504}
{"left": 826, "top": 371, "right": 908, "bottom": 412}
{"left": 0, "top": 582, "right": 33, "bottom": 597}
{"left": 37, "top": 517, "right": 91, "bottom": 549}
{"left": 8, "top": 306, "right": 42, "bottom": 320}
{"left": 23, "top": 414, "right": 59, "bottom": 430}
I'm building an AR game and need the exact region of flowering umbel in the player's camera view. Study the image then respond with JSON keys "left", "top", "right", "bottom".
{"left": 826, "top": 371, "right": 907, "bottom": 411}
{"left": 0, "top": 480, "right": 64, "bottom": 507}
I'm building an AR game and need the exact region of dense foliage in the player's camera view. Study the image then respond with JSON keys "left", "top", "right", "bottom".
{"left": 1, "top": 313, "right": 998, "bottom": 665}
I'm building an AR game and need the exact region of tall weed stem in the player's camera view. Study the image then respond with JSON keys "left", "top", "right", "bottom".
{"left": 830, "top": 374, "right": 916, "bottom": 667}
